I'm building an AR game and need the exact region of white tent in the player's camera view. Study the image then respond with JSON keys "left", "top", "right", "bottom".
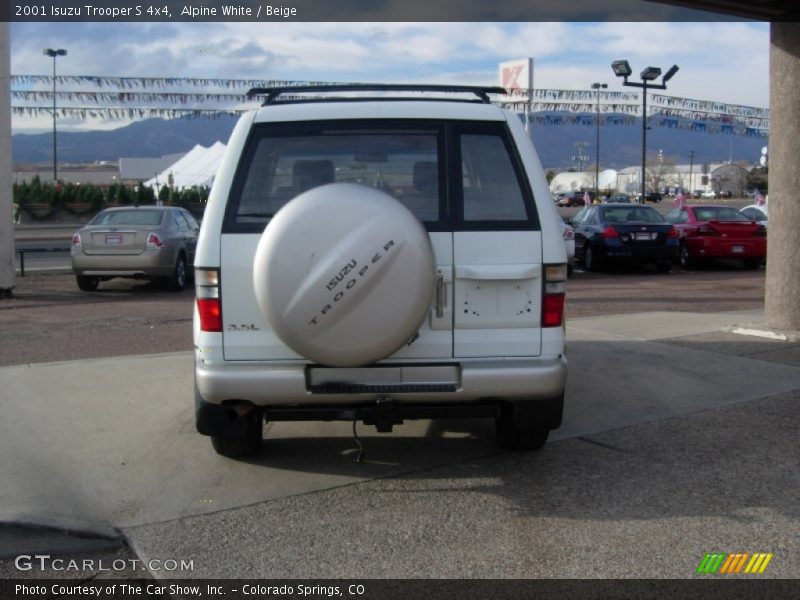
{"left": 549, "top": 169, "right": 618, "bottom": 193}
{"left": 145, "top": 141, "right": 226, "bottom": 190}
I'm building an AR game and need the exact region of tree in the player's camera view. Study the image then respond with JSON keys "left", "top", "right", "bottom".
{"left": 645, "top": 151, "right": 678, "bottom": 193}
{"left": 747, "top": 166, "right": 768, "bottom": 193}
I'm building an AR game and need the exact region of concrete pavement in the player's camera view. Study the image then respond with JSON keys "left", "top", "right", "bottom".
{"left": 1, "top": 308, "right": 799, "bottom": 578}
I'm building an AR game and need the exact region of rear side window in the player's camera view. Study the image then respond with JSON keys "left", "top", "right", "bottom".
{"left": 225, "top": 121, "right": 443, "bottom": 232}
{"left": 460, "top": 134, "right": 528, "bottom": 222}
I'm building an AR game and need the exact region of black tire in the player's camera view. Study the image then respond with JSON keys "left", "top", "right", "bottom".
{"left": 167, "top": 254, "right": 187, "bottom": 291}
{"left": 211, "top": 407, "right": 263, "bottom": 458}
{"left": 743, "top": 258, "right": 762, "bottom": 270}
{"left": 656, "top": 259, "right": 672, "bottom": 274}
{"left": 76, "top": 275, "right": 99, "bottom": 291}
{"left": 584, "top": 245, "right": 599, "bottom": 272}
{"left": 496, "top": 416, "right": 549, "bottom": 451}
{"left": 679, "top": 243, "right": 696, "bottom": 269}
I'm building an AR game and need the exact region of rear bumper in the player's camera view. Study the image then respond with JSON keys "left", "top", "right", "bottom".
{"left": 599, "top": 241, "right": 678, "bottom": 261}
{"left": 195, "top": 356, "right": 567, "bottom": 407}
{"left": 71, "top": 247, "right": 178, "bottom": 277}
{"left": 685, "top": 237, "right": 766, "bottom": 259}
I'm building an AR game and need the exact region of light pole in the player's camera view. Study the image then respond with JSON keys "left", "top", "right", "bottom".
{"left": 43, "top": 48, "right": 67, "bottom": 183}
{"left": 611, "top": 60, "right": 678, "bottom": 203}
{"left": 591, "top": 82, "right": 607, "bottom": 197}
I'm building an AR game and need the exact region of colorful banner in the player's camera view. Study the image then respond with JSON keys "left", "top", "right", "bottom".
{"left": 9, "top": 75, "right": 770, "bottom": 136}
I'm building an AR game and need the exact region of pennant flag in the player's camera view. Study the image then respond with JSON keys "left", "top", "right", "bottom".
{"left": 754, "top": 188, "right": 766, "bottom": 206}
{"left": 584, "top": 190, "right": 592, "bottom": 205}
{"left": 673, "top": 190, "right": 686, "bottom": 208}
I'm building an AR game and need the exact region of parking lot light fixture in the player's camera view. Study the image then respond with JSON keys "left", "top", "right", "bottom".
{"left": 43, "top": 48, "right": 67, "bottom": 183}
{"left": 611, "top": 60, "right": 679, "bottom": 204}
{"left": 611, "top": 60, "right": 632, "bottom": 78}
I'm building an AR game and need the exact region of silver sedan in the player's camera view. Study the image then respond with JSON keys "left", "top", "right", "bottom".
{"left": 71, "top": 206, "right": 199, "bottom": 291}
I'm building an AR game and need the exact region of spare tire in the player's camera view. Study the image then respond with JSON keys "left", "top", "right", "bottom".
{"left": 253, "top": 183, "right": 436, "bottom": 367}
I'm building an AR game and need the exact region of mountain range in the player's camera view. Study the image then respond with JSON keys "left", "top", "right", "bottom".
{"left": 11, "top": 113, "right": 767, "bottom": 171}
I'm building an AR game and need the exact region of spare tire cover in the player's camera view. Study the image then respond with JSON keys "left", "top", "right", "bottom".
{"left": 253, "top": 183, "right": 436, "bottom": 367}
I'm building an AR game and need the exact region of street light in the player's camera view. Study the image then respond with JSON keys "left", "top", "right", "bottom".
{"left": 591, "top": 82, "right": 607, "bottom": 197}
{"left": 611, "top": 59, "right": 678, "bottom": 203}
{"left": 43, "top": 48, "right": 67, "bottom": 183}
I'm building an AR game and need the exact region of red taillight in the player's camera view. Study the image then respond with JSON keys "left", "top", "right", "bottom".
{"left": 542, "top": 264, "right": 567, "bottom": 328}
{"left": 754, "top": 225, "right": 767, "bottom": 237}
{"left": 146, "top": 232, "right": 164, "bottom": 248}
{"left": 71, "top": 233, "right": 81, "bottom": 245}
{"left": 695, "top": 224, "right": 719, "bottom": 236}
{"left": 667, "top": 226, "right": 679, "bottom": 238}
{"left": 196, "top": 269, "right": 222, "bottom": 332}
{"left": 542, "top": 293, "right": 566, "bottom": 328}
{"left": 197, "top": 298, "right": 222, "bottom": 332}
{"left": 601, "top": 226, "right": 619, "bottom": 238}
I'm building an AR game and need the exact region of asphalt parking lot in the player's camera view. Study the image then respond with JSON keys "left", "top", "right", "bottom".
{"left": 1, "top": 265, "right": 798, "bottom": 587}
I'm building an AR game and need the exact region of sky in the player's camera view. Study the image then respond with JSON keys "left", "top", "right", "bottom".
{"left": 9, "top": 21, "right": 771, "bottom": 133}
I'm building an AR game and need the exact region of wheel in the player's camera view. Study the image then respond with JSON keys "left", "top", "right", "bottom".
{"left": 584, "top": 245, "right": 599, "bottom": 272}
{"left": 253, "top": 183, "right": 435, "bottom": 367}
{"left": 679, "top": 243, "right": 696, "bottom": 269}
{"left": 656, "top": 259, "right": 672, "bottom": 274}
{"left": 211, "top": 407, "right": 263, "bottom": 458}
{"left": 496, "top": 416, "right": 549, "bottom": 451}
{"left": 76, "top": 275, "right": 99, "bottom": 291}
{"left": 167, "top": 254, "right": 187, "bottom": 291}
{"left": 743, "top": 258, "right": 762, "bottom": 270}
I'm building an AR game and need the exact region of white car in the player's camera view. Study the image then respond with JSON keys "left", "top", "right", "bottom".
{"left": 560, "top": 219, "right": 575, "bottom": 273}
{"left": 193, "top": 84, "right": 568, "bottom": 457}
{"left": 740, "top": 204, "right": 768, "bottom": 228}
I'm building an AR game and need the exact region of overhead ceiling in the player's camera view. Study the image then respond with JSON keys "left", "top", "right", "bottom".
{"left": 649, "top": 0, "right": 799, "bottom": 20}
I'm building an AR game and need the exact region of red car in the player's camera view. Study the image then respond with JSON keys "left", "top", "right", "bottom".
{"left": 664, "top": 204, "right": 766, "bottom": 269}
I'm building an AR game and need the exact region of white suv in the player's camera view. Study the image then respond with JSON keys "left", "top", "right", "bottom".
{"left": 193, "top": 84, "right": 568, "bottom": 457}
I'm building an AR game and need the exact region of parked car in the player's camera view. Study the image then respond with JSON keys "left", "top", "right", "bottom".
{"left": 740, "top": 204, "right": 768, "bottom": 228}
{"left": 571, "top": 203, "right": 678, "bottom": 273}
{"left": 606, "top": 193, "right": 631, "bottom": 204}
{"left": 644, "top": 192, "right": 663, "bottom": 203}
{"left": 71, "top": 206, "right": 199, "bottom": 291}
{"left": 558, "top": 190, "right": 596, "bottom": 207}
{"left": 701, "top": 190, "right": 717, "bottom": 198}
{"left": 193, "top": 84, "right": 568, "bottom": 457}
{"left": 663, "top": 204, "right": 766, "bottom": 269}
{"left": 561, "top": 219, "right": 575, "bottom": 274}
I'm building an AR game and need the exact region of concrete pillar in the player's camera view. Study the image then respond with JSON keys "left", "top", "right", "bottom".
{"left": 765, "top": 22, "right": 800, "bottom": 331}
{"left": 0, "top": 23, "right": 14, "bottom": 297}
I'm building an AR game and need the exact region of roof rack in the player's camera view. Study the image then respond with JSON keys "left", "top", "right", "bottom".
{"left": 246, "top": 84, "right": 508, "bottom": 106}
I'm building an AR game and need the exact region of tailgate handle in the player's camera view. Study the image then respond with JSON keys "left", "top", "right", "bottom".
{"left": 435, "top": 274, "right": 445, "bottom": 318}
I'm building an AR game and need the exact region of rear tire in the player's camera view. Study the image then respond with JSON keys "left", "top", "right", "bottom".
{"left": 496, "top": 416, "right": 549, "bottom": 451}
{"left": 76, "top": 275, "right": 99, "bottom": 291}
{"left": 584, "top": 245, "right": 599, "bottom": 272}
{"left": 211, "top": 407, "right": 263, "bottom": 458}
{"left": 679, "top": 243, "right": 696, "bottom": 269}
{"left": 167, "top": 254, "right": 187, "bottom": 291}
{"left": 743, "top": 258, "right": 762, "bottom": 270}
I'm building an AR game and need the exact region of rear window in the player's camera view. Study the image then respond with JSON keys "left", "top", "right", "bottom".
{"left": 224, "top": 119, "right": 540, "bottom": 233}
{"left": 693, "top": 207, "right": 749, "bottom": 222}
{"left": 601, "top": 206, "right": 664, "bottom": 223}
{"left": 90, "top": 210, "right": 164, "bottom": 226}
